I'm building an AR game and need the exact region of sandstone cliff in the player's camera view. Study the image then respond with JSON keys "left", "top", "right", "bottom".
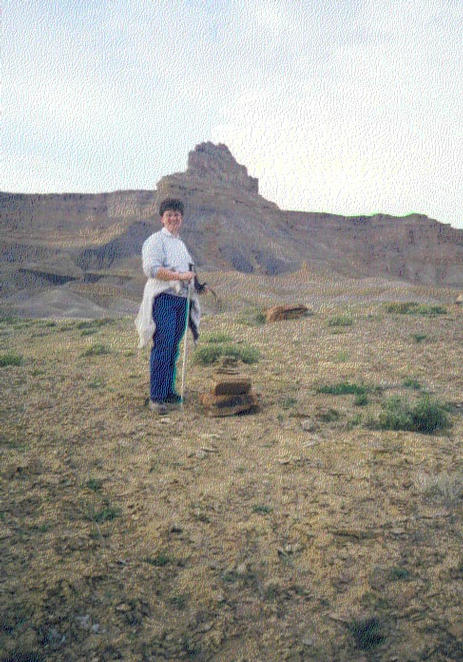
{"left": 1, "top": 142, "right": 463, "bottom": 316}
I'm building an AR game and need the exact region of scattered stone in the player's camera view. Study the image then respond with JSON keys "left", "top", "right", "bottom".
{"left": 455, "top": 293, "right": 463, "bottom": 305}
{"left": 265, "top": 304, "right": 310, "bottom": 322}
{"left": 195, "top": 450, "right": 208, "bottom": 459}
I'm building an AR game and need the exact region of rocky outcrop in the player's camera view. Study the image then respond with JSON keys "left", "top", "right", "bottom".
{"left": 187, "top": 142, "right": 258, "bottom": 194}
{"left": 1, "top": 141, "right": 463, "bottom": 318}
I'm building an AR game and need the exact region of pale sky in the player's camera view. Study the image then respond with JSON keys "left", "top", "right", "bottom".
{"left": 3, "top": 0, "right": 462, "bottom": 228}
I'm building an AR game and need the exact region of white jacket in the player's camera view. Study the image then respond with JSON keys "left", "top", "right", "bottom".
{"left": 134, "top": 278, "right": 201, "bottom": 349}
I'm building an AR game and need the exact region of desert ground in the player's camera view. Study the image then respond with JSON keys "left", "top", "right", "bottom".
{"left": 1, "top": 269, "right": 463, "bottom": 661}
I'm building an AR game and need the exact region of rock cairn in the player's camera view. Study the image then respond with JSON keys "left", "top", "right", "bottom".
{"left": 265, "top": 304, "right": 310, "bottom": 323}
{"left": 200, "top": 357, "right": 259, "bottom": 417}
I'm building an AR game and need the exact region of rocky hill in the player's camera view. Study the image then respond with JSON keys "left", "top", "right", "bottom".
{"left": 1, "top": 142, "right": 462, "bottom": 316}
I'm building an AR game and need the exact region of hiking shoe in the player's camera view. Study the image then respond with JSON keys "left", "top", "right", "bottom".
{"left": 148, "top": 399, "right": 168, "bottom": 415}
{"left": 166, "top": 392, "right": 182, "bottom": 405}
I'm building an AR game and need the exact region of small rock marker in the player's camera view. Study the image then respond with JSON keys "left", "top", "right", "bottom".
{"left": 200, "top": 357, "right": 259, "bottom": 417}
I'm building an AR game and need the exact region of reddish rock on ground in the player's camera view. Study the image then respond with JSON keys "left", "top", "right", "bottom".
{"left": 265, "top": 304, "right": 310, "bottom": 322}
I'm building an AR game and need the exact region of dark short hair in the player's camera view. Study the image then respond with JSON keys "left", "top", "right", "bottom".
{"left": 159, "top": 198, "right": 184, "bottom": 217}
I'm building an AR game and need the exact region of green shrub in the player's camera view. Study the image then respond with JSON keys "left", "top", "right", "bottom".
{"left": 389, "top": 566, "right": 411, "bottom": 581}
{"left": 335, "top": 350, "right": 349, "bottom": 362}
{"left": 0, "top": 353, "right": 23, "bottom": 367}
{"left": 237, "top": 306, "right": 266, "bottom": 326}
{"left": 193, "top": 342, "right": 260, "bottom": 365}
{"left": 384, "top": 302, "right": 419, "bottom": 314}
{"left": 327, "top": 315, "right": 353, "bottom": 327}
{"left": 377, "top": 395, "right": 450, "bottom": 433}
{"left": 354, "top": 393, "right": 369, "bottom": 406}
{"left": 223, "top": 343, "right": 260, "bottom": 364}
{"left": 203, "top": 332, "right": 233, "bottom": 343}
{"left": 317, "top": 408, "right": 340, "bottom": 422}
{"left": 0, "top": 315, "right": 20, "bottom": 325}
{"left": 252, "top": 504, "right": 273, "bottom": 514}
{"left": 402, "top": 378, "right": 422, "bottom": 390}
{"left": 384, "top": 302, "right": 446, "bottom": 315}
{"left": 86, "top": 478, "right": 103, "bottom": 492}
{"left": 416, "top": 304, "right": 446, "bottom": 316}
{"left": 193, "top": 345, "right": 223, "bottom": 365}
{"left": 77, "top": 318, "right": 115, "bottom": 329}
{"left": 411, "top": 395, "right": 450, "bottom": 433}
{"left": 80, "top": 343, "right": 110, "bottom": 357}
{"left": 317, "top": 381, "right": 367, "bottom": 396}
{"left": 348, "top": 617, "right": 384, "bottom": 650}
{"left": 144, "top": 553, "right": 171, "bottom": 566}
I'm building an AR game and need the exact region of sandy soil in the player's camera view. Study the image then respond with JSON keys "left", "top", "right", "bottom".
{"left": 1, "top": 274, "right": 463, "bottom": 661}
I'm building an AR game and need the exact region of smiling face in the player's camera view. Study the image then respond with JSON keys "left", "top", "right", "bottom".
{"left": 160, "top": 208, "right": 183, "bottom": 236}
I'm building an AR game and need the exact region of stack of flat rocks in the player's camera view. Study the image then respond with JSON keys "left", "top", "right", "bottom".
{"left": 200, "top": 358, "right": 259, "bottom": 417}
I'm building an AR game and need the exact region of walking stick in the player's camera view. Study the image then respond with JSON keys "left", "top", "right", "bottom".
{"left": 180, "top": 279, "right": 193, "bottom": 409}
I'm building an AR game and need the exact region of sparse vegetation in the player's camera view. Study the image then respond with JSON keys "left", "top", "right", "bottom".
{"left": 143, "top": 553, "right": 171, "bottom": 566}
{"left": 375, "top": 395, "right": 450, "bottom": 433}
{"left": 85, "top": 478, "right": 103, "bottom": 492}
{"left": 236, "top": 306, "right": 266, "bottom": 326}
{"left": 203, "top": 331, "right": 233, "bottom": 343}
{"left": 328, "top": 314, "right": 353, "bottom": 327}
{"left": 76, "top": 318, "right": 115, "bottom": 329}
{"left": 347, "top": 617, "right": 385, "bottom": 650}
{"left": 389, "top": 566, "right": 411, "bottom": 581}
{"left": 402, "top": 377, "right": 422, "bottom": 390}
{"left": 384, "top": 302, "right": 447, "bottom": 315}
{"left": 0, "top": 352, "right": 23, "bottom": 367}
{"left": 316, "top": 407, "right": 340, "bottom": 422}
{"left": 416, "top": 471, "right": 463, "bottom": 506}
{"left": 84, "top": 500, "right": 121, "bottom": 523}
{"left": 334, "top": 350, "right": 349, "bottom": 362}
{"left": 1, "top": 287, "right": 462, "bottom": 661}
{"left": 80, "top": 343, "right": 110, "bottom": 357}
{"left": 354, "top": 393, "right": 368, "bottom": 406}
{"left": 193, "top": 342, "right": 260, "bottom": 365}
{"left": 317, "top": 381, "right": 368, "bottom": 396}
{"left": 252, "top": 504, "right": 273, "bottom": 514}
{"left": 280, "top": 396, "right": 297, "bottom": 409}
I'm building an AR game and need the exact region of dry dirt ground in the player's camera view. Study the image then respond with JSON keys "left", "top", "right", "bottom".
{"left": 1, "top": 273, "right": 463, "bottom": 661}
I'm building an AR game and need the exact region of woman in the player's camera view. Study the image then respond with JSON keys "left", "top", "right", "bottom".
{"left": 136, "top": 198, "right": 205, "bottom": 414}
